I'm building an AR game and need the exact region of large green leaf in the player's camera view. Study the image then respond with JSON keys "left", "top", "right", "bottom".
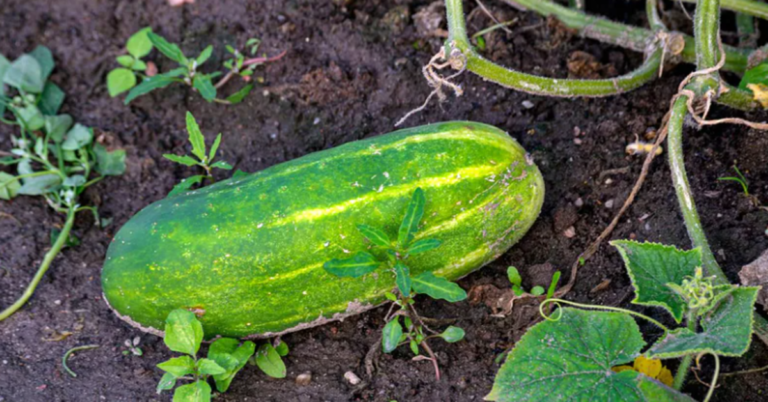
{"left": 147, "top": 32, "right": 187, "bottom": 64}
{"left": 323, "top": 251, "right": 380, "bottom": 278}
{"left": 4, "top": 55, "right": 44, "bottom": 93}
{"left": 124, "top": 75, "right": 176, "bottom": 104}
{"left": 164, "top": 309, "right": 203, "bottom": 356}
{"left": 411, "top": 272, "right": 466, "bottom": 302}
{"left": 208, "top": 338, "right": 255, "bottom": 392}
{"left": 647, "top": 287, "right": 759, "bottom": 358}
{"left": 398, "top": 187, "right": 425, "bottom": 248}
{"left": 611, "top": 240, "right": 701, "bottom": 323}
{"left": 487, "top": 308, "right": 693, "bottom": 402}
{"left": 254, "top": 343, "right": 286, "bottom": 378}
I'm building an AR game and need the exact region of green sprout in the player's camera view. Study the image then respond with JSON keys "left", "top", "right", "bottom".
{"left": 157, "top": 309, "right": 289, "bottom": 402}
{"left": 163, "top": 112, "right": 233, "bottom": 197}
{"left": 718, "top": 165, "right": 749, "bottom": 196}
{"left": 107, "top": 29, "right": 285, "bottom": 105}
{"left": 323, "top": 188, "right": 467, "bottom": 380}
{"left": 506, "top": 267, "right": 560, "bottom": 298}
{"left": 0, "top": 46, "right": 126, "bottom": 321}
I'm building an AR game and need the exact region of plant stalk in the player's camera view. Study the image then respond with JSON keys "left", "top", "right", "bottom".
{"left": 682, "top": 0, "right": 768, "bottom": 20}
{"left": 673, "top": 310, "right": 698, "bottom": 389}
{"left": 502, "top": 0, "right": 749, "bottom": 74}
{"left": 445, "top": 0, "right": 664, "bottom": 97}
{"left": 0, "top": 206, "right": 76, "bottom": 321}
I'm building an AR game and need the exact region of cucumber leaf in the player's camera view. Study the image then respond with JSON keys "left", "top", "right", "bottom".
{"left": 611, "top": 240, "right": 701, "bottom": 323}
{"left": 647, "top": 287, "right": 759, "bottom": 358}
{"left": 487, "top": 308, "right": 692, "bottom": 402}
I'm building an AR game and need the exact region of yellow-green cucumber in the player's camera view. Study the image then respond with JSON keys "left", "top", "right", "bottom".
{"left": 101, "top": 121, "right": 544, "bottom": 338}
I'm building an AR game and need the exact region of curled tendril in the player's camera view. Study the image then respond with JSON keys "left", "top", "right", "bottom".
{"left": 536, "top": 298, "right": 670, "bottom": 332}
{"left": 695, "top": 352, "right": 720, "bottom": 402}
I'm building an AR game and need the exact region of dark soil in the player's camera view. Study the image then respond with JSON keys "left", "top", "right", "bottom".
{"left": 2, "top": 0, "right": 768, "bottom": 401}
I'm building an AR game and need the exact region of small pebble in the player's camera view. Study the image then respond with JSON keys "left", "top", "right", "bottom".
{"left": 54, "top": 300, "right": 61, "bottom": 305}
{"left": 574, "top": 197, "right": 584, "bottom": 207}
{"left": 313, "top": 117, "right": 321, "bottom": 125}
{"left": 629, "top": 233, "right": 637, "bottom": 240}
{"left": 563, "top": 226, "right": 576, "bottom": 238}
{"left": 605, "top": 199, "right": 615, "bottom": 209}
{"left": 765, "top": 227, "right": 768, "bottom": 237}
{"left": 573, "top": 138, "right": 582, "bottom": 145}
{"left": 573, "top": 126, "right": 581, "bottom": 136}
{"left": 296, "top": 372, "right": 312, "bottom": 386}
{"left": 521, "top": 100, "right": 534, "bottom": 109}
{"left": 344, "top": 370, "right": 361, "bottom": 385}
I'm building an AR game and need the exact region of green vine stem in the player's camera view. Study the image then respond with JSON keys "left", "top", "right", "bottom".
{"left": 0, "top": 206, "right": 76, "bottom": 321}
{"left": 703, "top": 353, "right": 720, "bottom": 402}
{"left": 502, "top": 0, "right": 749, "bottom": 74}
{"left": 445, "top": 0, "right": 664, "bottom": 97}
{"left": 646, "top": 0, "right": 666, "bottom": 31}
{"left": 682, "top": 0, "right": 768, "bottom": 20}
{"left": 672, "top": 309, "right": 699, "bottom": 389}
{"left": 694, "top": 0, "right": 722, "bottom": 70}
{"left": 62, "top": 344, "right": 100, "bottom": 377}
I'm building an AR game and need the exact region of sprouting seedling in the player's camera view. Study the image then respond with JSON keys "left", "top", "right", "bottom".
{"left": 323, "top": 188, "right": 467, "bottom": 380}
{"left": 0, "top": 46, "right": 126, "bottom": 321}
{"left": 164, "top": 112, "right": 232, "bottom": 196}
{"left": 157, "top": 309, "right": 289, "bottom": 401}
{"left": 123, "top": 336, "right": 143, "bottom": 357}
{"left": 506, "top": 267, "right": 560, "bottom": 298}
{"left": 107, "top": 28, "right": 285, "bottom": 105}
{"left": 718, "top": 165, "right": 749, "bottom": 196}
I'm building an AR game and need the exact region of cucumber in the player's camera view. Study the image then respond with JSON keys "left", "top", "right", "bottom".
{"left": 102, "top": 121, "right": 544, "bottom": 338}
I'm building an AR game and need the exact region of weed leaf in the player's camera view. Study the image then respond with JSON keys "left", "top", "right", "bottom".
{"left": 39, "top": 82, "right": 65, "bottom": 115}
{"left": 168, "top": 175, "right": 205, "bottom": 197}
{"left": 394, "top": 261, "right": 411, "bottom": 297}
{"left": 439, "top": 326, "right": 465, "bottom": 343}
{"left": 185, "top": 112, "right": 207, "bottom": 161}
{"left": 173, "top": 380, "right": 211, "bottom": 402}
{"left": 197, "top": 358, "right": 226, "bottom": 376}
{"left": 611, "top": 240, "right": 701, "bottom": 323}
{"left": 407, "top": 238, "right": 441, "bottom": 255}
{"left": 323, "top": 251, "right": 379, "bottom": 278}
{"left": 157, "top": 356, "right": 196, "bottom": 377}
{"left": 382, "top": 317, "right": 403, "bottom": 353}
{"left": 44, "top": 114, "right": 73, "bottom": 143}
{"left": 156, "top": 372, "right": 177, "bottom": 394}
{"left": 124, "top": 75, "right": 176, "bottom": 104}
{"left": 196, "top": 45, "right": 214, "bottom": 66}
{"left": 209, "top": 134, "right": 222, "bottom": 161}
{"left": 0, "top": 172, "right": 20, "bottom": 200}
{"left": 4, "top": 55, "right": 43, "bottom": 93}
{"left": 398, "top": 188, "right": 425, "bottom": 248}
{"left": 107, "top": 68, "right": 136, "bottom": 97}
{"left": 29, "top": 46, "right": 54, "bottom": 82}
{"left": 193, "top": 76, "right": 216, "bottom": 102}
{"left": 127, "top": 27, "right": 154, "bottom": 58}
{"left": 356, "top": 224, "right": 391, "bottom": 247}
{"left": 164, "top": 309, "right": 203, "bottom": 356}
{"left": 225, "top": 84, "right": 253, "bottom": 104}
{"left": 61, "top": 124, "right": 93, "bottom": 151}
{"left": 93, "top": 144, "right": 127, "bottom": 176}
{"left": 208, "top": 338, "right": 255, "bottom": 392}
{"left": 254, "top": 343, "right": 286, "bottom": 378}
{"left": 411, "top": 272, "right": 466, "bottom": 302}
{"left": 164, "top": 154, "right": 199, "bottom": 167}
{"left": 147, "top": 32, "right": 186, "bottom": 64}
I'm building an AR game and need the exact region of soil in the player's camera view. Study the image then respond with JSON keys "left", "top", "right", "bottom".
{"left": 1, "top": 0, "right": 768, "bottom": 401}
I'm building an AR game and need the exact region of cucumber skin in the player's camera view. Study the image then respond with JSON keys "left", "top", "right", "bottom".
{"left": 102, "top": 121, "right": 545, "bottom": 338}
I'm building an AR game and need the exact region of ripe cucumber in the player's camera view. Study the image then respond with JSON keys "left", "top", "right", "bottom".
{"left": 102, "top": 121, "right": 544, "bottom": 338}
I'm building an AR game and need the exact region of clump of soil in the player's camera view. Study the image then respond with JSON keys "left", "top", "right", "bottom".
{"left": 1, "top": 0, "right": 767, "bottom": 401}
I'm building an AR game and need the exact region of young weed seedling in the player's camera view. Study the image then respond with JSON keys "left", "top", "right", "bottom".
{"left": 488, "top": 241, "right": 759, "bottom": 402}
{"left": 718, "top": 165, "right": 750, "bottom": 196}
{"left": 323, "top": 188, "right": 467, "bottom": 379}
{"left": 163, "top": 112, "right": 233, "bottom": 196}
{"left": 506, "top": 266, "right": 560, "bottom": 297}
{"left": 157, "top": 309, "right": 289, "bottom": 401}
{"left": 0, "top": 46, "right": 126, "bottom": 321}
{"left": 123, "top": 336, "right": 143, "bottom": 357}
{"left": 108, "top": 28, "right": 284, "bottom": 105}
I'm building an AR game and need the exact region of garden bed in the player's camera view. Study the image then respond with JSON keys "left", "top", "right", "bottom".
{"left": 1, "top": 0, "right": 767, "bottom": 400}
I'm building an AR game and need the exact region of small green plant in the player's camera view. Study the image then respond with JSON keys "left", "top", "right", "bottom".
{"left": 718, "top": 165, "right": 749, "bottom": 196}
{"left": 122, "top": 336, "right": 143, "bottom": 357}
{"left": 487, "top": 241, "right": 759, "bottom": 402}
{"left": 323, "top": 188, "right": 467, "bottom": 379}
{"left": 164, "top": 112, "right": 233, "bottom": 196}
{"left": 506, "top": 267, "right": 560, "bottom": 297}
{"left": 0, "top": 46, "right": 126, "bottom": 321}
{"left": 107, "top": 28, "right": 284, "bottom": 105}
{"left": 157, "top": 309, "right": 289, "bottom": 401}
